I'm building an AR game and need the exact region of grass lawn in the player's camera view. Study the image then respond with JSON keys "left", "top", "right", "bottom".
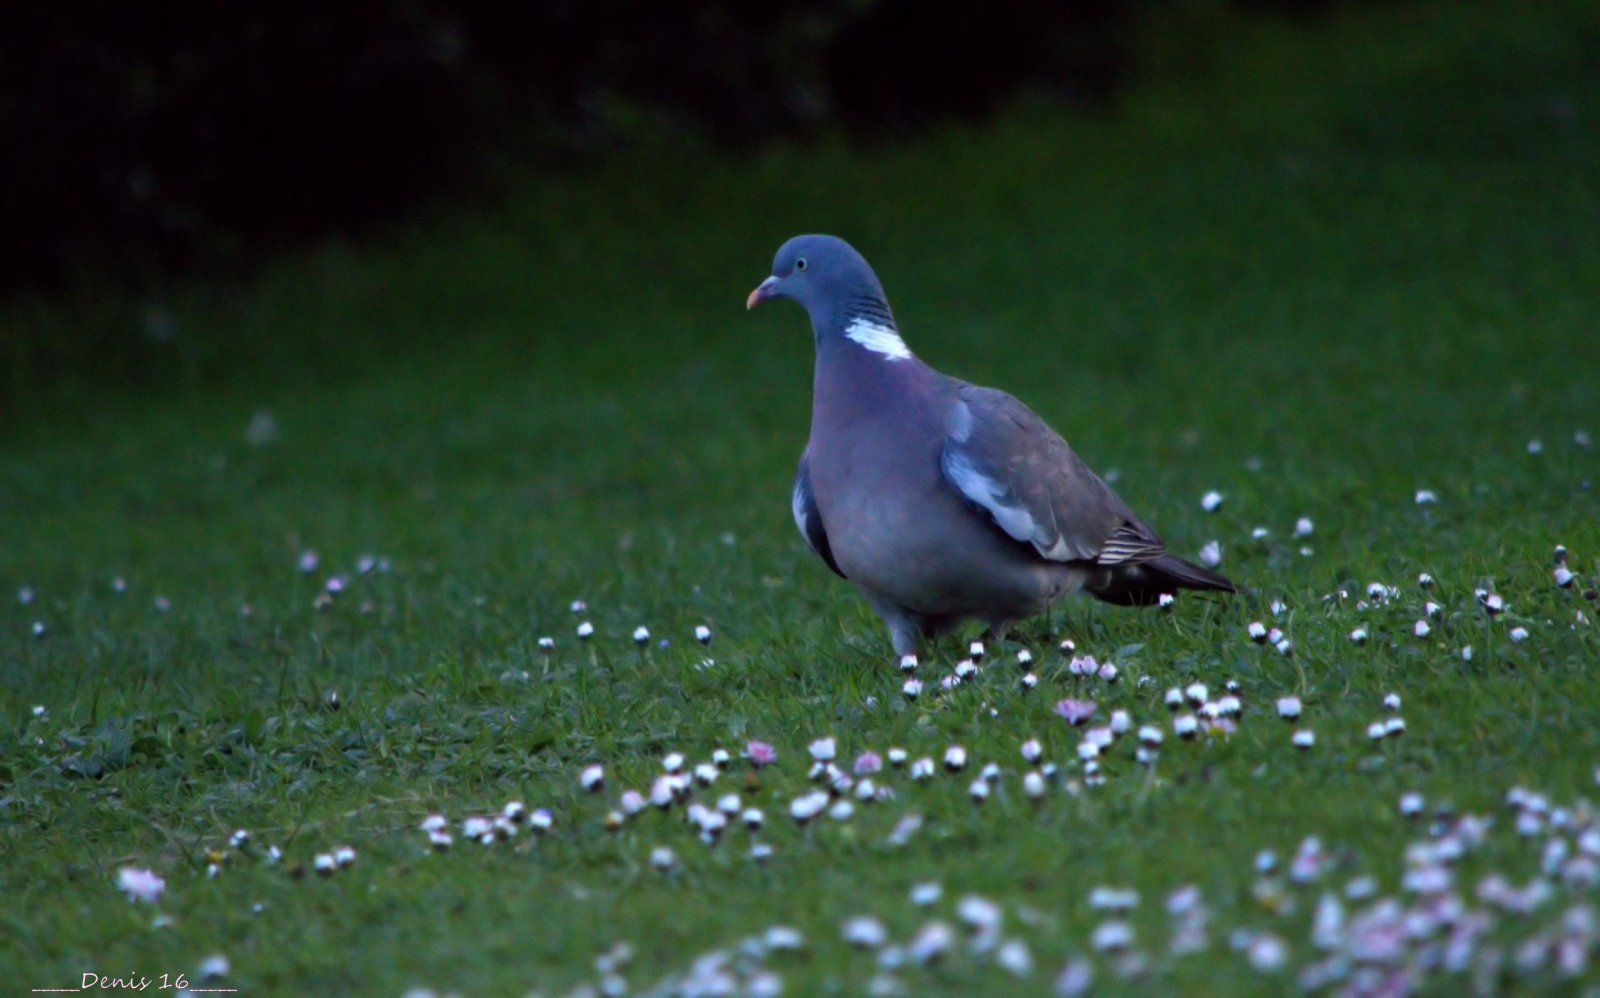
{"left": 3, "top": 2, "right": 1600, "bottom": 993}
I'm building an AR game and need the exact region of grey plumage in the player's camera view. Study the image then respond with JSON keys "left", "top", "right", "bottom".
{"left": 750, "top": 234, "right": 1235, "bottom": 655}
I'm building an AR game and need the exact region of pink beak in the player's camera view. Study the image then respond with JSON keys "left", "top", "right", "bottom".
{"left": 746, "top": 276, "right": 779, "bottom": 310}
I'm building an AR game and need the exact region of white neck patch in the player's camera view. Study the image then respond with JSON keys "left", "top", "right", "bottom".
{"left": 843, "top": 317, "right": 912, "bottom": 361}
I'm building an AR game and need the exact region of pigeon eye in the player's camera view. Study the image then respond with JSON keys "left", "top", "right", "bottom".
{"left": 795, "top": 258, "right": 807, "bottom": 271}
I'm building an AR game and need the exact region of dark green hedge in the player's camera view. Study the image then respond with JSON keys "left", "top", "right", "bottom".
{"left": 0, "top": 0, "right": 1346, "bottom": 294}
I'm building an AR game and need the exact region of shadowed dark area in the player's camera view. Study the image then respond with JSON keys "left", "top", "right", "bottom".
{"left": 1, "top": 0, "right": 1368, "bottom": 296}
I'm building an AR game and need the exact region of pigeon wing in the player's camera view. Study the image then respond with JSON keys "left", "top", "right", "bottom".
{"left": 939, "top": 384, "right": 1166, "bottom": 566}
{"left": 793, "top": 448, "right": 846, "bottom": 578}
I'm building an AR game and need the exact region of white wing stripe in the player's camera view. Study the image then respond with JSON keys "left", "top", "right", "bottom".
{"left": 945, "top": 450, "right": 1049, "bottom": 549}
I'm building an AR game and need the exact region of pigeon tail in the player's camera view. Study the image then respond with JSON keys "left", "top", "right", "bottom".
{"left": 1087, "top": 554, "right": 1237, "bottom": 607}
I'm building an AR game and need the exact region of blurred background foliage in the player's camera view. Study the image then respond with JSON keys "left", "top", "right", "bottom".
{"left": 4, "top": 0, "right": 1354, "bottom": 294}
{"left": 5, "top": 0, "right": 1597, "bottom": 422}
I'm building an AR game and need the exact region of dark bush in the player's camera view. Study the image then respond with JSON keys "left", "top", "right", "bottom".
{"left": 0, "top": 0, "right": 1372, "bottom": 296}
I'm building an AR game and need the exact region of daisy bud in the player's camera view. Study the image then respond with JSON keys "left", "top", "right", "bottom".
{"left": 1555, "top": 567, "right": 1575, "bottom": 588}
{"left": 1383, "top": 693, "right": 1401, "bottom": 711}
{"left": 1185, "top": 682, "right": 1208, "bottom": 706}
{"left": 1350, "top": 627, "right": 1368, "bottom": 643}
{"left": 1098, "top": 662, "right": 1119, "bottom": 682}
{"left": 909, "top": 922, "right": 955, "bottom": 964}
{"left": 1021, "top": 672, "right": 1038, "bottom": 691}
{"left": 503, "top": 801, "right": 527, "bottom": 824}
{"left": 1023, "top": 771, "right": 1047, "bottom": 798}
{"left": 1201, "top": 490, "right": 1224, "bottom": 512}
{"left": 1483, "top": 593, "right": 1505, "bottom": 615}
{"left": 1509, "top": 626, "right": 1529, "bottom": 643}
{"left": 1077, "top": 741, "right": 1100, "bottom": 761}
{"left": 969, "top": 640, "right": 985, "bottom": 660}
{"left": 898, "top": 653, "right": 919, "bottom": 672}
{"left": 902, "top": 677, "right": 923, "bottom": 699}
{"left": 1164, "top": 688, "right": 1184, "bottom": 710}
{"left": 1016, "top": 648, "right": 1034, "bottom": 666}
{"left": 910, "top": 757, "right": 935, "bottom": 780}
{"left": 662, "top": 752, "right": 685, "bottom": 773}
{"left": 1292, "top": 730, "right": 1316, "bottom": 750}
{"left": 954, "top": 659, "right": 978, "bottom": 680}
{"left": 1248, "top": 621, "right": 1268, "bottom": 643}
{"left": 1275, "top": 638, "right": 1294, "bottom": 656}
{"left": 711, "top": 747, "right": 731, "bottom": 767}
{"left": 1090, "top": 921, "right": 1134, "bottom": 952}
{"left": 790, "top": 791, "right": 829, "bottom": 824}
{"left": 1021, "top": 738, "right": 1043, "bottom": 763}
{"left": 1110, "top": 710, "right": 1131, "bottom": 734}
{"left": 1424, "top": 601, "right": 1442, "bottom": 618}
{"left": 843, "top": 916, "right": 888, "bottom": 949}
{"left": 1173, "top": 715, "right": 1198, "bottom": 739}
{"left": 1414, "top": 619, "right": 1431, "bottom": 638}
{"left": 828, "top": 799, "right": 854, "bottom": 821}
{"left": 1137, "top": 725, "right": 1164, "bottom": 746}
{"left": 576, "top": 621, "right": 595, "bottom": 639}
{"left": 314, "top": 853, "right": 336, "bottom": 876}
{"left": 537, "top": 636, "right": 555, "bottom": 652}
{"left": 1158, "top": 593, "right": 1176, "bottom": 609}
{"left": 968, "top": 779, "right": 990, "bottom": 803}
{"left": 632, "top": 626, "right": 650, "bottom": 646}
{"left": 1384, "top": 717, "right": 1406, "bottom": 736}
{"left": 1367, "top": 721, "right": 1387, "bottom": 741}
{"left": 1199, "top": 541, "right": 1222, "bottom": 568}
{"left": 910, "top": 882, "right": 943, "bottom": 906}
{"left": 649, "top": 778, "right": 675, "bottom": 809}
{"left": 694, "top": 763, "right": 718, "bottom": 785}
{"left": 944, "top": 745, "right": 968, "bottom": 771}
{"left": 429, "top": 829, "right": 454, "bottom": 850}
{"left": 887, "top": 747, "right": 908, "bottom": 766}
{"left": 1058, "top": 638, "right": 1076, "bottom": 655}
{"left": 1135, "top": 746, "right": 1158, "bottom": 766}
{"left": 649, "top": 846, "right": 676, "bottom": 871}
{"left": 1294, "top": 517, "right": 1314, "bottom": 538}
{"left": 580, "top": 765, "right": 605, "bottom": 792}
{"left": 1418, "top": 572, "right": 1434, "bottom": 588}
{"left": 1400, "top": 793, "right": 1424, "bottom": 817}
{"left": 334, "top": 846, "right": 356, "bottom": 868}
{"left": 808, "top": 737, "right": 836, "bottom": 762}
{"left": 743, "top": 807, "right": 764, "bottom": 830}
{"left": 695, "top": 624, "right": 712, "bottom": 644}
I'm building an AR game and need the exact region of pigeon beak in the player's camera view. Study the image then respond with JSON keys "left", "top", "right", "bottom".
{"left": 746, "top": 276, "right": 779, "bottom": 310}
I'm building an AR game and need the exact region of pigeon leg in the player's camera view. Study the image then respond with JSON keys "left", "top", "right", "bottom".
{"left": 861, "top": 589, "right": 924, "bottom": 657}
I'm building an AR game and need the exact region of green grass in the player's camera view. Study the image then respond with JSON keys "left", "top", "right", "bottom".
{"left": 4, "top": 2, "right": 1600, "bottom": 993}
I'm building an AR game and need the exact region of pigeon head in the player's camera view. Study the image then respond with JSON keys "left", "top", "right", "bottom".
{"left": 747, "top": 235, "right": 897, "bottom": 335}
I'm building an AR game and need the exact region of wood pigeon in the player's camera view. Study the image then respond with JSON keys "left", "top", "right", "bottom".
{"left": 747, "top": 234, "right": 1236, "bottom": 656}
